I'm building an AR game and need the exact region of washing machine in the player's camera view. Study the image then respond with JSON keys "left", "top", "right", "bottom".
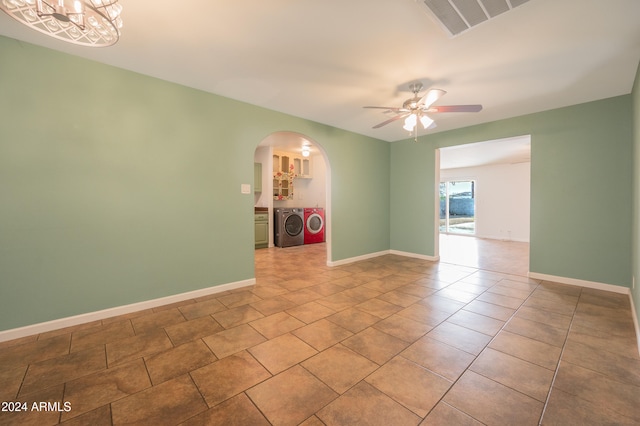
{"left": 274, "top": 208, "right": 305, "bottom": 247}
{"left": 304, "top": 207, "right": 325, "bottom": 244}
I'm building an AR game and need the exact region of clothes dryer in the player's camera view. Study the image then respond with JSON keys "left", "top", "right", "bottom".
{"left": 274, "top": 208, "right": 304, "bottom": 247}
{"left": 304, "top": 207, "right": 325, "bottom": 244}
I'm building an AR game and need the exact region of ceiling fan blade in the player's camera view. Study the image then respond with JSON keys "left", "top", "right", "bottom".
{"left": 418, "top": 89, "right": 447, "bottom": 108}
{"left": 372, "top": 113, "right": 409, "bottom": 129}
{"left": 428, "top": 104, "right": 483, "bottom": 113}
{"left": 363, "top": 106, "right": 402, "bottom": 110}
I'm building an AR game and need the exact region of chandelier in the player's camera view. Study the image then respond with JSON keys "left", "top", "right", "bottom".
{"left": 0, "top": 0, "right": 123, "bottom": 47}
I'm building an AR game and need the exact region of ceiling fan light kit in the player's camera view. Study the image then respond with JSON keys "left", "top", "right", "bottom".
{"left": 0, "top": 0, "right": 123, "bottom": 46}
{"left": 364, "top": 82, "right": 482, "bottom": 141}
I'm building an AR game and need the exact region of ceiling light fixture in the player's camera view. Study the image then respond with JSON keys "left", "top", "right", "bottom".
{"left": 0, "top": 0, "right": 123, "bottom": 47}
{"left": 302, "top": 146, "right": 310, "bottom": 157}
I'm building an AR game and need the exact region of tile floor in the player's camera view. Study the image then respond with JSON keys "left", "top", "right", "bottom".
{"left": 1, "top": 240, "right": 639, "bottom": 425}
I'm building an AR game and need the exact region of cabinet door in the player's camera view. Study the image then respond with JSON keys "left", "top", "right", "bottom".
{"left": 255, "top": 221, "right": 268, "bottom": 248}
{"left": 254, "top": 163, "right": 262, "bottom": 193}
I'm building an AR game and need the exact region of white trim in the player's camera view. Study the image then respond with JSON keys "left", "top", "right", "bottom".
{"left": 629, "top": 293, "right": 640, "bottom": 357}
{"left": 0, "top": 279, "right": 255, "bottom": 343}
{"left": 389, "top": 250, "right": 440, "bottom": 262}
{"left": 327, "top": 250, "right": 390, "bottom": 267}
{"left": 528, "top": 272, "right": 630, "bottom": 295}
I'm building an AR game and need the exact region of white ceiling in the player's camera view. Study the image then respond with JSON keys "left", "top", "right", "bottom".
{"left": 1, "top": 0, "right": 639, "bottom": 143}
{"left": 440, "top": 135, "right": 531, "bottom": 169}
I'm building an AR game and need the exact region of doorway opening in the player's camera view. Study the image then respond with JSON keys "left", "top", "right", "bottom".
{"left": 435, "top": 135, "right": 531, "bottom": 276}
{"left": 253, "top": 131, "right": 332, "bottom": 263}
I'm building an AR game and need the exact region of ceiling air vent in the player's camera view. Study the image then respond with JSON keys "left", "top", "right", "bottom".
{"left": 421, "top": 0, "right": 530, "bottom": 37}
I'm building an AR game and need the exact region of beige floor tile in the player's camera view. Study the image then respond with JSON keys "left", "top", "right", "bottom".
{"left": 444, "top": 371, "right": 543, "bottom": 425}
{"left": 355, "top": 297, "right": 404, "bottom": 318}
{"left": 70, "top": 320, "right": 135, "bottom": 352}
{"left": 111, "top": 375, "right": 207, "bottom": 425}
{"left": 396, "top": 304, "right": 451, "bottom": 327}
{"left": 316, "top": 292, "right": 359, "bottom": 311}
{"left": 130, "top": 308, "right": 186, "bottom": 334}
{"left": 503, "top": 316, "right": 568, "bottom": 348}
{"left": 247, "top": 365, "right": 338, "bottom": 426}
{"left": 326, "top": 307, "right": 381, "bottom": 333}
{"left": 427, "top": 322, "right": 492, "bottom": 356}
{"left": 181, "top": 393, "right": 270, "bottom": 426}
{"left": 541, "top": 388, "right": 637, "bottom": 425}
{"left": 421, "top": 402, "right": 483, "bottom": 425}
{"left": 292, "top": 319, "right": 353, "bottom": 351}
{"left": 560, "top": 339, "right": 640, "bottom": 387}
{"left": 522, "top": 294, "right": 578, "bottom": 316}
{"left": 447, "top": 310, "right": 505, "bottom": 336}
{"left": 144, "top": 339, "right": 216, "bottom": 385}
{"left": 513, "top": 305, "right": 572, "bottom": 330}
{"left": 190, "top": 350, "right": 271, "bottom": 407}
{"left": 249, "top": 311, "right": 305, "bottom": 339}
{"left": 342, "top": 327, "right": 409, "bottom": 365}
{"left": 302, "top": 344, "right": 378, "bottom": 394}
{"left": 248, "top": 333, "right": 317, "bottom": 374}
{"left": 486, "top": 283, "right": 533, "bottom": 300}
{"left": 401, "top": 336, "right": 475, "bottom": 382}
{"left": 475, "top": 291, "right": 524, "bottom": 309}
{"left": 106, "top": 328, "right": 173, "bottom": 367}
{"left": 568, "top": 323, "right": 640, "bottom": 360}
{"left": 417, "top": 294, "right": 466, "bottom": 314}
{"left": 366, "top": 356, "right": 452, "bottom": 417}
{"left": 0, "top": 385, "right": 64, "bottom": 426}
{"left": 59, "top": 405, "right": 112, "bottom": 426}
{"left": 211, "top": 304, "right": 265, "bottom": 329}
{"left": 470, "top": 348, "right": 554, "bottom": 402}
{"left": 178, "top": 298, "right": 226, "bottom": 320}
{"left": 216, "top": 290, "right": 262, "bottom": 308}
{"left": 317, "top": 381, "right": 421, "bottom": 426}
{"left": 61, "top": 359, "right": 151, "bottom": 421}
{"left": 488, "top": 330, "right": 562, "bottom": 370}
{"left": 279, "top": 288, "right": 323, "bottom": 305}
{"left": 250, "top": 296, "right": 297, "bottom": 316}
{"left": 372, "top": 314, "right": 432, "bottom": 343}
{"left": 553, "top": 362, "right": 640, "bottom": 422}
{"left": 0, "top": 334, "right": 70, "bottom": 370}
{"left": 462, "top": 300, "right": 515, "bottom": 321}
{"left": 164, "top": 316, "right": 224, "bottom": 346}
{"left": 20, "top": 346, "right": 106, "bottom": 396}
{"left": 202, "top": 324, "right": 266, "bottom": 359}
{"left": 286, "top": 301, "right": 336, "bottom": 324}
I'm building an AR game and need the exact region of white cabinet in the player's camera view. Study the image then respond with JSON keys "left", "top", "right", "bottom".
{"left": 272, "top": 150, "right": 312, "bottom": 200}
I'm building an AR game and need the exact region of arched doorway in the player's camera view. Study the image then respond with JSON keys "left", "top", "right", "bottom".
{"left": 253, "top": 131, "right": 332, "bottom": 264}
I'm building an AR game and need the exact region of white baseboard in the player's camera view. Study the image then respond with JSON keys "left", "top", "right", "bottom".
{"left": 528, "top": 272, "right": 630, "bottom": 295}
{"left": 327, "top": 250, "right": 391, "bottom": 267}
{"left": 0, "top": 278, "right": 255, "bottom": 343}
{"left": 629, "top": 294, "right": 640, "bottom": 357}
{"left": 389, "top": 250, "right": 439, "bottom": 262}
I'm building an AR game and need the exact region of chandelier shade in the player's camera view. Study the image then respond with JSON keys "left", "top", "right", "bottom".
{"left": 0, "top": 0, "right": 123, "bottom": 47}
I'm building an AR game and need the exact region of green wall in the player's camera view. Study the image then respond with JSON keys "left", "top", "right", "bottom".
{"left": 0, "top": 36, "right": 390, "bottom": 331}
{"left": 391, "top": 96, "right": 633, "bottom": 288}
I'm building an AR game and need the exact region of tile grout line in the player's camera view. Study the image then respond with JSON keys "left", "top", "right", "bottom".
{"left": 536, "top": 287, "right": 581, "bottom": 425}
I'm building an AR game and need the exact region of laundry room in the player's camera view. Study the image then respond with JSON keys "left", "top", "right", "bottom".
{"left": 254, "top": 132, "right": 327, "bottom": 249}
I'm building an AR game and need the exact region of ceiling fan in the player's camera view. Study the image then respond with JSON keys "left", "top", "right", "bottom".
{"left": 364, "top": 82, "right": 482, "bottom": 139}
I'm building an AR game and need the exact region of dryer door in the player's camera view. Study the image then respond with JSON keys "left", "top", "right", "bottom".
{"left": 285, "top": 214, "right": 303, "bottom": 237}
{"left": 306, "top": 213, "right": 324, "bottom": 234}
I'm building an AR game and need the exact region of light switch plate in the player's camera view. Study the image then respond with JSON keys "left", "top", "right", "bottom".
{"left": 241, "top": 184, "right": 251, "bottom": 194}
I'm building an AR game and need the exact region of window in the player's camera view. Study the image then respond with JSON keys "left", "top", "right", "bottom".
{"left": 439, "top": 180, "right": 476, "bottom": 234}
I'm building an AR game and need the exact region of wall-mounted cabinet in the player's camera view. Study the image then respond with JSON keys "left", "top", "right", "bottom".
{"left": 273, "top": 150, "right": 312, "bottom": 178}
{"left": 254, "top": 162, "right": 262, "bottom": 193}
